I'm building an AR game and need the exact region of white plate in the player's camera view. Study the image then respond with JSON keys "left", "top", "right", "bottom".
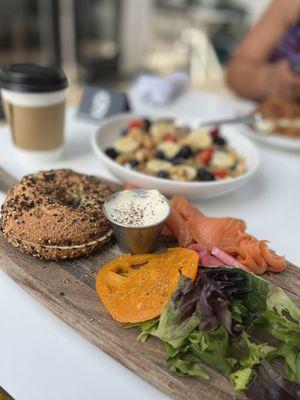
{"left": 240, "top": 124, "right": 300, "bottom": 151}
{"left": 92, "top": 113, "right": 260, "bottom": 199}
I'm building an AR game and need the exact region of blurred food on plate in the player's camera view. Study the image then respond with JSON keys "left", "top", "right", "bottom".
{"left": 255, "top": 96, "right": 300, "bottom": 137}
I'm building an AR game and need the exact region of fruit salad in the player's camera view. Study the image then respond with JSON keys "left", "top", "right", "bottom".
{"left": 105, "top": 118, "right": 247, "bottom": 182}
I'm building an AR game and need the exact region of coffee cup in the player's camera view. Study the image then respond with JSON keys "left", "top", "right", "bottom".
{"left": 0, "top": 63, "right": 68, "bottom": 163}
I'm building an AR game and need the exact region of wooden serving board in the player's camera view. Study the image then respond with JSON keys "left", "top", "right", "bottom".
{"left": 0, "top": 168, "right": 300, "bottom": 400}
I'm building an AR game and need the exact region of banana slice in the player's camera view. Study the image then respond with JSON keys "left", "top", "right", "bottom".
{"left": 146, "top": 159, "right": 173, "bottom": 173}
{"left": 157, "top": 142, "right": 180, "bottom": 159}
{"left": 184, "top": 165, "right": 197, "bottom": 181}
{"left": 150, "top": 121, "right": 175, "bottom": 141}
{"left": 114, "top": 137, "right": 139, "bottom": 154}
{"left": 135, "top": 149, "right": 151, "bottom": 162}
{"left": 170, "top": 165, "right": 197, "bottom": 181}
{"left": 186, "top": 129, "right": 212, "bottom": 151}
{"left": 211, "top": 151, "right": 235, "bottom": 169}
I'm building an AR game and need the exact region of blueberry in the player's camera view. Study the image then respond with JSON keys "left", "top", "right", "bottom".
{"left": 156, "top": 170, "right": 169, "bottom": 179}
{"left": 196, "top": 168, "right": 215, "bottom": 181}
{"left": 128, "top": 159, "right": 139, "bottom": 168}
{"left": 105, "top": 147, "right": 119, "bottom": 160}
{"left": 171, "top": 156, "right": 183, "bottom": 165}
{"left": 213, "top": 136, "right": 227, "bottom": 146}
{"left": 155, "top": 150, "right": 166, "bottom": 159}
{"left": 176, "top": 145, "right": 192, "bottom": 159}
{"left": 143, "top": 118, "right": 151, "bottom": 131}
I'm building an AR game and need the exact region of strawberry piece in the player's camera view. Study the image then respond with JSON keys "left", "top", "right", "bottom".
{"left": 214, "top": 169, "right": 228, "bottom": 179}
{"left": 128, "top": 119, "right": 145, "bottom": 129}
{"left": 163, "top": 133, "right": 176, "bottom": 142}
{"left": 198, "top": 149, "right": 213, "bottom": 165}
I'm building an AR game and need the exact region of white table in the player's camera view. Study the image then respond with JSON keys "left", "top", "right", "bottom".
{"left": 1, "top": 90, "right": 300, "bottom": 400}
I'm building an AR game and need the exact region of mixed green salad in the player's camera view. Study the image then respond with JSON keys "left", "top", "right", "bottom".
{"left": 129, "top": 267, "right": 300, "bottom": 399}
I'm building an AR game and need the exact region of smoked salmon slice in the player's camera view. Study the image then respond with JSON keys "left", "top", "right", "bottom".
{"left": 166, "top": 207, "right": 194, "bottom": 247}
{"left": 224, "top": 239, "right": 267, "bottom": 275}
{"left": 166, "top": 196, "right": 287, "bottom": 274}
{"left": 170, "top": 196, "right": 246, "bottom": 250}
{"left": 223, "top": 235, "right": 286, "bottom": 274}
{"left": 260, "top": 242, "right": 287, "bottom": 272}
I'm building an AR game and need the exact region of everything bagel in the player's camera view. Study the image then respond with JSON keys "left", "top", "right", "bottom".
{"left": 1, "top": 169, "right": 113, "bottom": 260}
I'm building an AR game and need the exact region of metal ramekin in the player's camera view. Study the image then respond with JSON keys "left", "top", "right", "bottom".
{"left": 103, "top": 189, "right": 171, "bottom": 254}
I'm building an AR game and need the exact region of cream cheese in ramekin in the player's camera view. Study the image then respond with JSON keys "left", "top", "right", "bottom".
{"left": 104, "top": 189, "right": 170, "bottom": 228}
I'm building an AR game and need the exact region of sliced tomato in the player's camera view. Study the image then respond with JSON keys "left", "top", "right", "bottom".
{"left": 198, "top": 149, "right": 213, "bottom": 165}
{"left": 214, "top": 169, "right": 228, "bottom": 179}
{"left": 128, "top": 119, "right": 145, "bottom": 129}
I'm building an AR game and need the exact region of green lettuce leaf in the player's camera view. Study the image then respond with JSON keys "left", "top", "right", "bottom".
{"left": 253, "top": 288, "right": 300, "bottom": 382}
{"left": 125, "top": 318, "right": 159, "bottom": 342}
{"left": 165, "top": 343, "right": 209, "bottom": 380}
{"left": 231, "top": 268, "right": 269, "bottom": 328}
{"left": 268, "top": 344, "right": 300, "bottom": 382}
{"left": 229, "top": 332, "right": 274, "bottom": 391}
{"left": 237, "top": 332, "right": 275, "bottom": 368}
{"left": 230, "top": 367, "right": 257, "bottom": 391}
{"left": 255, "top": 310, "right": 300, "bottom": 348}
{"left": 149, "top": 293, "right": 200, "bottom": 348}
{"left": 267, "top": 288, "right": 300, "bottom": 325}
{"left": 231, "top": 300, "right": 248, "bottom": 323}
{"left": 136, "top": 319, "right": 160, "bottom": 342}
{"left": 186, "top": 326, "right": 232, "bottom": 375}
{"left": 136, "top": 275, "right": 200, "bottom": 348}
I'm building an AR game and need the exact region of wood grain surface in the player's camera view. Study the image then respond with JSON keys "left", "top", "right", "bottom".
{"left": 1, "top": 235, "right": 300, "bottom": 400}
{"left": 0, "top": 168, "right": 299, "bottom": 399}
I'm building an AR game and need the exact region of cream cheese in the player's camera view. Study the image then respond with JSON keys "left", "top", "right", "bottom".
{"left": 105, "top": 189, "right": 170, "bottom": 227}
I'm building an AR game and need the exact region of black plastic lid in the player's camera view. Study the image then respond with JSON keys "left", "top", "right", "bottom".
{"left": 0, "top": 63, "right": 68, "bottom": 93}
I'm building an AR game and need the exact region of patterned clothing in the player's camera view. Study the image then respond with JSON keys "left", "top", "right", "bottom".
{"left": 271, "top": 22, "right": 300, "bottom": 67}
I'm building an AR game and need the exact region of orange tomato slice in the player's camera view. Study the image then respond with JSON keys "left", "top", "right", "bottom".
{"left": 95, "top": 247, "right": 199, "bottom": 323}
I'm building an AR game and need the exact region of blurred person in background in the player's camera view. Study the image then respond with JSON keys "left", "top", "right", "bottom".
{"left": 227, "top": 0, "right": 300, "bottom": 101}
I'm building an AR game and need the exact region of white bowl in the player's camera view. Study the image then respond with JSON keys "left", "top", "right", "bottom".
{"left": 92, "top": 113, "right": 260, "bottom": 199}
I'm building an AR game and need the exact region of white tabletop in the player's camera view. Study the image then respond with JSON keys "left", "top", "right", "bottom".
{"left": 1, "top": 90, "right": 300, "bottom": 400}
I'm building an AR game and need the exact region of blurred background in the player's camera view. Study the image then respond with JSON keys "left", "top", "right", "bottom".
{"left": 0, "top": 0, "right": 270, "bottom": 100}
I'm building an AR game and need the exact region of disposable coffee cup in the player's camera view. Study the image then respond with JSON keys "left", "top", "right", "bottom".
{"left": 0, "top": 63, "right": 68, "bottom": 163}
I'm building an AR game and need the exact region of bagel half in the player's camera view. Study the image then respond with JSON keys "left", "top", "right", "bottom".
{"left": 1, "top": 169, "right": 113, "bottom": 260}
